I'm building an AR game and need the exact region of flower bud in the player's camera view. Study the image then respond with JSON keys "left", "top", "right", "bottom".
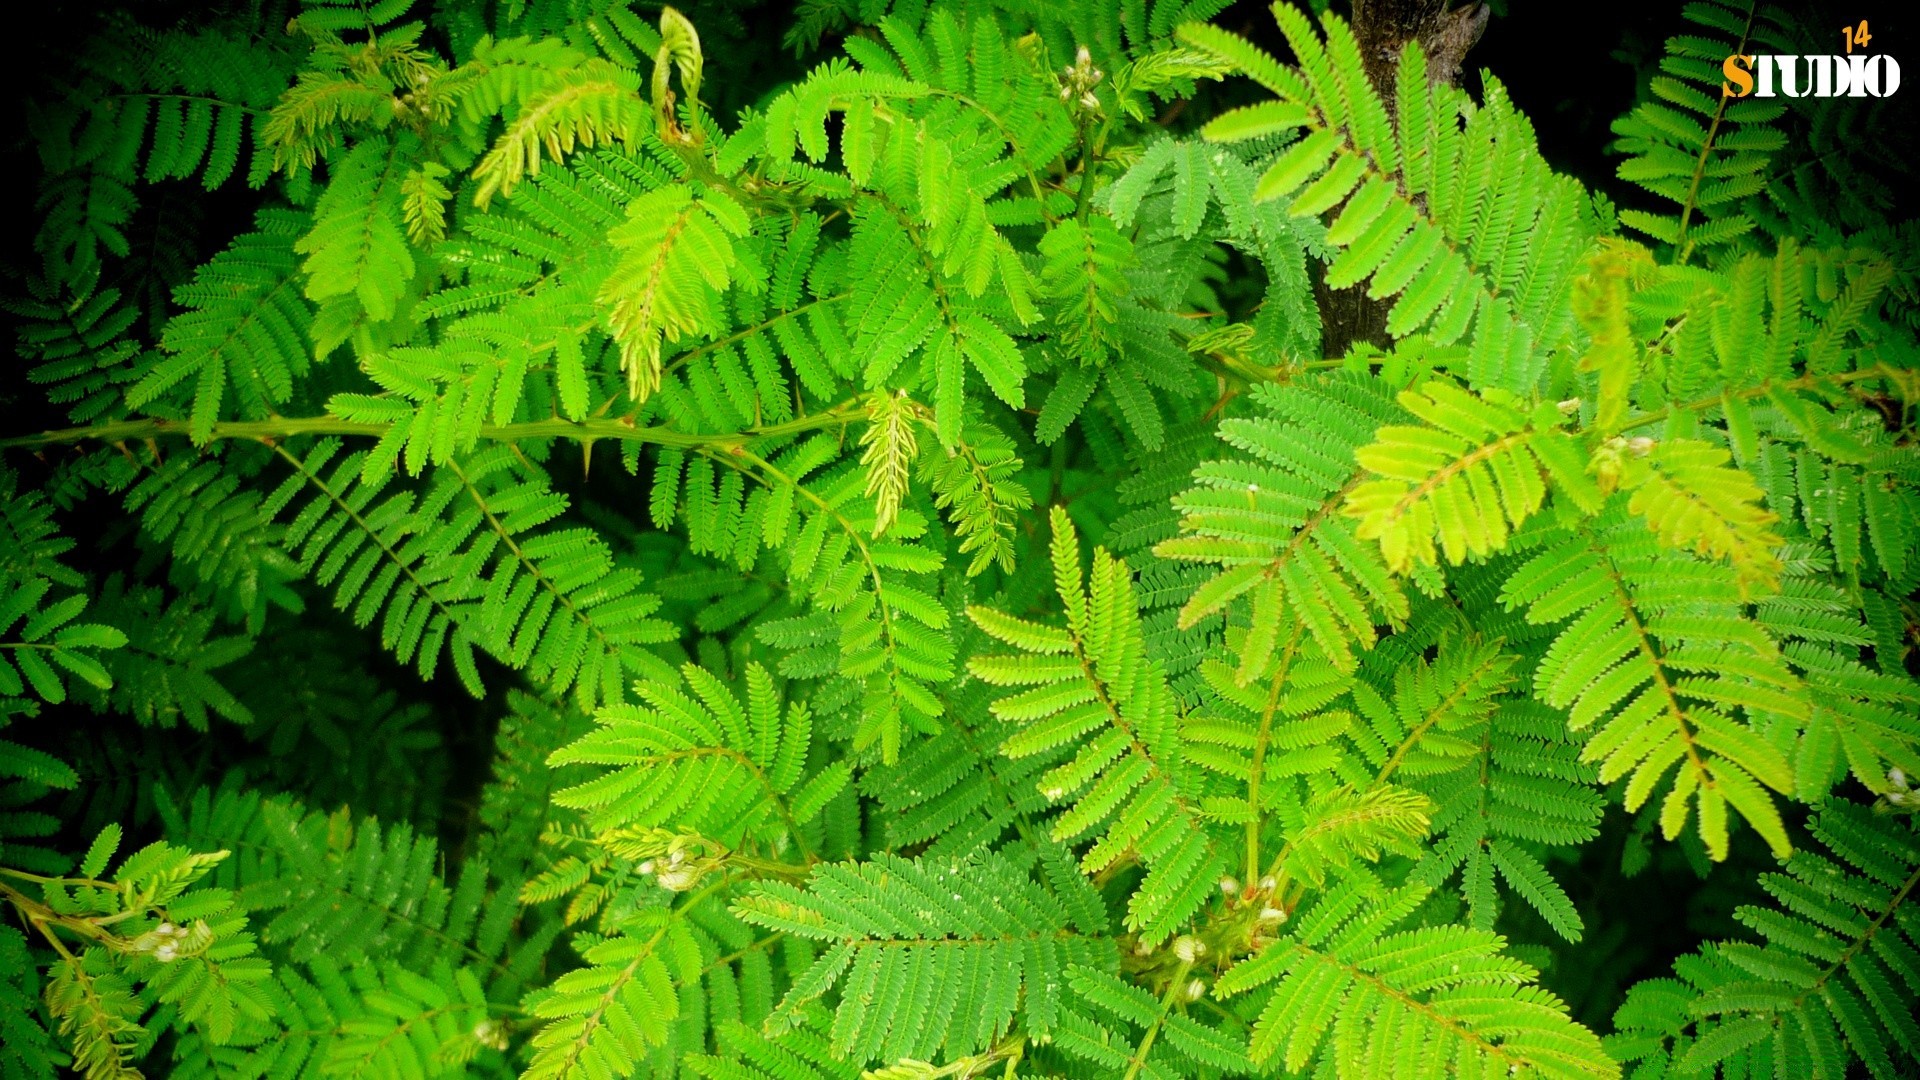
{"left": 472, "top": 1018, "right": 509, "bottom": 1050}
{"left": 656, "top": 866, "right": 702, "bottom": 891}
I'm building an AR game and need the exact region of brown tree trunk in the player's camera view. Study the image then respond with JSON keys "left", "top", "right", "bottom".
{"left": 1351, "top": 0, "right": 1491, "bottom": 98}
{"left": 1314, "top": 0, "right": 1488, "bottom": 358}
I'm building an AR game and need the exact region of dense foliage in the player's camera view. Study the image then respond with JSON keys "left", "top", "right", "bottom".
{"left": 1, "top": 0, "right": 1916, "bottom": 1076}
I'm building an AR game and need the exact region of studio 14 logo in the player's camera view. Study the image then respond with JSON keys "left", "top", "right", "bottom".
{"left": 1723, "top": 20, "right": 1901, "bottom": 97}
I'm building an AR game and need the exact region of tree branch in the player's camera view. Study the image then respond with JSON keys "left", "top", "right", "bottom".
{"left": 0, "top": 402, "right": 870, "bottom": 453}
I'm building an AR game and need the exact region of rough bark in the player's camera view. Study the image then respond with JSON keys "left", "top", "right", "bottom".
{"left": 1352, "top": 0, "right": 1490, "bottom": 97}
{"left": 1313, "top": 0, "right": 1488, "bottom": 358}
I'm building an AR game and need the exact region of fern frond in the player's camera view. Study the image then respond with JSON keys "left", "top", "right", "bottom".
{"left": 1180, "top": 10, "right": 1600, "bottom": 392}
{"left": 0, "top": 472, "right": 125, "bottom": 706}
{"left": 734, "top": 850, "right": 1113, "bottom": 1062}
{"left": 78, "top": 578, "right": 250, "bottom": 730}
{"left": 157, "top": 785, "right": 537, "bottom": 986}
{"left": 132, "top": 209, "right": 315, "bottom": 443}
{"left": 295, "top": 133, "right": 419, "bottom": 328}
{"left": 1039, "top": 215, "right": 1136, "bottom": 367}
{"left": 470, "top": 55, "right": 648, "bottom": 208}
{"left": 1156, "top": 373, "right": 1410, "bottom": 674}
{"left": 263, "top": 439, "right": 673, "bottom": 707}
{"left": 21, "top": 833, "right": 276, "bottom": 1072}
{"left": 601, "top": 184, "right": 752, "bottom": 401}
{"left": 687, "top": 1013, "right": 860, "bottom": 1080}
{"left": 1609, "top": 0, "right": 1793, "bottom": 262}
{"left": 479, "top": 690, "right": 596, "bottom": 862}
{"left": 1274, "top": 784, "right": 1432, "bottom": 888}
{"left": 1611, "top": 801, "right": 1920, "bottom": 1080}
{"left": 1215, "top": 884, "right": 1616, "bottom": 1078}
{"left": 122, "top": 450, "right": 304, "bottom": 630}
{"left": 30, "top": 18, "right": 289, "bottom": 286}
{"left": 519, "top": 908, "right": 695, "bottom": 1078}
{"left": 859, "top": 390, "right": 920, "bottom": 537}
{"left": 969, "top": 507, "right": 1225, "bottom": 944}
{"left": 13, "top": 270, "right": 143, "bottom": 425}
{"left": 1345, "top": 381, "right": 1602, "bottom": 575}
{"left": 1058, "top": 964, "right": 1254, "bottom": 1077}
{"left": 656, "top": 433, "right": 955, "bottom": 764}
{"left": 1406, "top": 696, "right": 1603, "bottom": 942}
{"left": 922, "top": 422, "right": 1031, "bottom": 576}
{"left": 0, "top": 927, "right": 61, "bottom": 1079}
{"left": 1612, "top": 436, "right": 1784, "bottom": 596}
{"left": 549, "top": 661, "right": 837, "bottom": 854}
{"left": 46, "top": 951, "right": 143, "bottom": 1080}
{"left": 323, "top": 960, "right": 500, "bottom": 1076}
{"left": 1502, "top": 511, "right": 1805, "bottom": 860}
{"left": 400, "top": 162, "right": 453, "bottom": 244}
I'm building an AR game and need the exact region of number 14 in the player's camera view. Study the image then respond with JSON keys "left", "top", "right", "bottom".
{"left": 1843, "top": 19, "right": 1872, "bottom": 53}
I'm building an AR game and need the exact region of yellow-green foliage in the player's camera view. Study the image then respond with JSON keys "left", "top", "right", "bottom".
{"left": 1, "top": 0, "right": 1916, "bottom": 1078}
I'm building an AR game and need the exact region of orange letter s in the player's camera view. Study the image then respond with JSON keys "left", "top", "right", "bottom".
{"left": 1723, "top": 53, "right": 1755, "bottom": 97}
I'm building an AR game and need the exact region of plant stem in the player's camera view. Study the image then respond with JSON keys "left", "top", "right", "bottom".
{"left": 1122, "top": 958, "right": 1192, "bottom": 1080}
{"left": 0, "top": 401, "right": 870, "bottom": 453}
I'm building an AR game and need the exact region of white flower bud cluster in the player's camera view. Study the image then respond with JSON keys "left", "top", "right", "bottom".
{"left": 1591, "top": 434, "right": 1660, "bottom": 493}
{"left": 1058, "top": 45, "right": 1104, "bottom": 113}
{"left": 471, "top": 1018, "right": 509, "bottom": 1051}
{"left": 606, "top": 826, "right": 728, "bottom": 892}
{"left": 135, "top": 920, "right": 195, "bottom": 963}
{"left": 1246, "top": 877, "right": 1288, "bottom": 941}
{"left": 1884, "top": 767, "right": 1920, "bottom": 811}
{"left": 657, "top": 848, "right": 703, "bottom": 892}
{"left": 637, "top": 846, "right": 706, "bottom": 892}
